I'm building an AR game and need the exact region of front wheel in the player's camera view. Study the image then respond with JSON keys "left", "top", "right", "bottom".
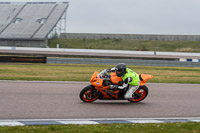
{"left": 128, "top": 85, "right": 148, "bottom": 103}
{"left": 80, "top": 85, "right": 99, "bottom": 102}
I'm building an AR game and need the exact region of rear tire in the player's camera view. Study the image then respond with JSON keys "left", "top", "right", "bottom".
{"left": 128, "top": 85, "right": 148, "bottom": 103}
{"left": 80, "top": 85, "right": 99, "bottom": 102}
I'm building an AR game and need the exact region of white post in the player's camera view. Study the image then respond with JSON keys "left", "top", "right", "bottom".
{"left": 56, "top": 44, "right": 60, "bottom": 48}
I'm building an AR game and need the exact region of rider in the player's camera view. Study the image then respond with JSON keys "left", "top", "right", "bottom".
{"left": 100, "top": 63, "right": 140, "bottom": 99}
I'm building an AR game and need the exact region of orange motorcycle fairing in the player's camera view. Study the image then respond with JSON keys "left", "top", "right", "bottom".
{"left": 90, "top": 72, "right": 99, "bottom": 82}
{"left": 90, "top": 72, "right": 120, "bottom": 99}
{"left": 98, "top": 86, "right": 120, "bottom": 99}
{"left": 90, "top": 72, "right": 104, "bottom": 87}
{"left": 139, "top": 74, "right": 153, "bottom": 86}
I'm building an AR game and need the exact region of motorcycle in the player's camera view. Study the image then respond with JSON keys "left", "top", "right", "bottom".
{"left": 80, "top": 71, "right": 153, "bottom": 103}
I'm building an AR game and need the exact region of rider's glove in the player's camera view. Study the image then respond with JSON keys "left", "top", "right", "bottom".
{"left": 109, "top": 85, "right": 118, "bottom": 89}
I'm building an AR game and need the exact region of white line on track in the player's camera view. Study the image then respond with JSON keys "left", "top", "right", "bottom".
{"left": 0, "top": 117, "right": 200, "bottom": 126}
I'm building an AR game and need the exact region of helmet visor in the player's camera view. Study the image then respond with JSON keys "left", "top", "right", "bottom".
{"left": 116, "top": 70, "right": 123, "bottom": 77}
{"left": 116, "top": 70, "right": 121, "bottom": 75}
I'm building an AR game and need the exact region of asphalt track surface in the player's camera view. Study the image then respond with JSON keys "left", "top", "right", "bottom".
{"left": 0, "top": 80, "right": 199, "bottom": 120}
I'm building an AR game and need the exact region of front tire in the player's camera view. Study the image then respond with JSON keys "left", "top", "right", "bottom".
{"left": 128, "top": 85, "right": 148, "bottom": 103}
{"left": 80, "top": 85, "right": 99, "bottom": 102}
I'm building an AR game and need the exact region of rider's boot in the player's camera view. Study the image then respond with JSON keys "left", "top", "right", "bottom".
{"left": 124, "top": 85, "right": 139, "bottom": 99}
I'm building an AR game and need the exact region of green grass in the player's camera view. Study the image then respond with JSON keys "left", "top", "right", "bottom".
{"left": 48, "top": 38, "right": 200, "bottom": 52}
{"left": 0, "top": 122, "right": 200, "bottom": 133}
{"left": 0, "top": 63, "right": 200, "bottom": 84}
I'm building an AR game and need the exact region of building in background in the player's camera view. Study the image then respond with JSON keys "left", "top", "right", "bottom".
{"left": 0, "top": 2, "right": 69, "bottom": 47}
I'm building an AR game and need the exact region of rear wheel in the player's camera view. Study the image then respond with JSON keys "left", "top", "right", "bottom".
{"left": 128, "top": 85, "right": 148, "bottom": 103}
{"left": 80, "top": 85, "right": 99, "bottom": 102}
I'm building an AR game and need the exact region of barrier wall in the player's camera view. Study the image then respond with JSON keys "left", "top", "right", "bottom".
{"left": 0, "top": 56, "right": 46, "bottom": 63}
{"left": 61, "top": 33, "right": 200, "bottom": 41}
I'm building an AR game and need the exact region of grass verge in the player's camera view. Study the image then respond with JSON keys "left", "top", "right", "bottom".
{"left": 48, "top": 38, "right": 200, "bottom": 52}
{"left": 0, "top": 63, "right": 200, "bottom": 84}
{"left": 0, "top": 122, "right": 200, "bottom": 133}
